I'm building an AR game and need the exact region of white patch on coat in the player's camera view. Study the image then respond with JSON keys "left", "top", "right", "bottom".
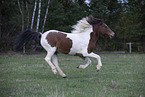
{"left": 66, "top": 32, "right": 91, "bottom": 55}
{"left": 68, "top": 18, "right": 93, "bottom": 55}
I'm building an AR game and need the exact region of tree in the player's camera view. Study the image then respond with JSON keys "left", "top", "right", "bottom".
{"left": 18, "top": 0, "right": 24, "bottom": 31}
{"left": 26, "top": 0, "right": 30, "bottom": 29}
{"left": 46, "top": 0, "right": 88, "bottom": 32}
{"left": 31, "top": 0, "right": 37, "bottom": 30}
{"left": 18, "top": 0, "right": 25, "bottom": 53}
{"left": 0, "top": 0, "right": 144, "bottom": 52}
{"left": 0, "top": 0, "right": 2, "bottom": 40}
{"left": 36, "top": 0, "right": 41, "bottom": 32}
{"left": 42, "top": 0, "right": 50, "bottom": 33}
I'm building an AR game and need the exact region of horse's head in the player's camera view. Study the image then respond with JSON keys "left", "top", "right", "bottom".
{"left": 86, "top": 15, "right": 115, "bottom": 38}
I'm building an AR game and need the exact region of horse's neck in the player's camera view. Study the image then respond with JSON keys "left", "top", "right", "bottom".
{"left": 91, "top": 26, "right": 100, "bottom": 43}
{"left": 90, "top": 31, "right": 99, "bottom": 43}
{"left": 88, "top": 31, "right": 99, "bottom": 53}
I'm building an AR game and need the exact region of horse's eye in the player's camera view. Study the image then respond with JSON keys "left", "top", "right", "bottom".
{"left": 105, "top": 26, "right": 107, "bottom": 28}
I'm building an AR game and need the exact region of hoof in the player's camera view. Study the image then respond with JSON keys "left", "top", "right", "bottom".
{"left": 63, "top": 76, "right": 67, "bottom": 78}
{"left": 61, "top": 74, "right": 67, "bottom": 78}
{"left": 96, "top": 65, "right": 101, "bottom": 72}
{"left": 96, "top": 69, "right": 100, "bottom": 72}
{"left": 77, "top": 65, "right": 85, "bottom": 69}
{"left": 62, "top": 75, "right": 67, "bottom": 78}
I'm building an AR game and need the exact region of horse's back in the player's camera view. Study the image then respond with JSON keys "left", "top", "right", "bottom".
{"left": 41, "top": 30, "right": 73, "bottom": 54}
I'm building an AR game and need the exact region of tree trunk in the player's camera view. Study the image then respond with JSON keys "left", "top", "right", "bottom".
{"left": 18, "top": 0, "right": 25, "bottom": 53}
{"left": 26, "top": 1, "right": 29, "bottom": 29}
{"left": 42, "top": 0, "right": 50, "bottom": 33}
{"left": 31, "top": 0, "right": 37, "bottom": 30}
{"left": 36, "top": 0, "right": 41, "bottom": 32}
{"left": 0, "top": 1, "right": 2, "bottom": 40}
{"left": 18, "top": 0, "right": 24, "bottom": 31}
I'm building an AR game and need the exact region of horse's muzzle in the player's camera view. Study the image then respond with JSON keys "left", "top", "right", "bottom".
{"left": 110, "top": 32, "right": 115, "bottom": 38}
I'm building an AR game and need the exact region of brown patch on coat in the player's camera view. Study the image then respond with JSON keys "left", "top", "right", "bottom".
{"left": 87, "top": 32, "right": 99, "bottom": 53}
{"left": 46, "top": 32, "right": 72, "bottom": 54}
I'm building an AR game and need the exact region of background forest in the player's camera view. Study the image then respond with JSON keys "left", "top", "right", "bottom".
{"left": 0, "top": 0, "right": 145, "bottom": 52}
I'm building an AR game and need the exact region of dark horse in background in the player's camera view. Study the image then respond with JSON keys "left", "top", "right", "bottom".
{"left": 15, "top": 15, "right": 115, "bottom": 78}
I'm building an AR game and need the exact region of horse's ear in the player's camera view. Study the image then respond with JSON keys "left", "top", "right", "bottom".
{"left": 86, "top": 15, "right": 94, "bottom": 20}
{"left": 88, "top": 15, "right": 94, "bottom": 19}
{"left": 86, "top": 15, "right": 94, "bottom": 24}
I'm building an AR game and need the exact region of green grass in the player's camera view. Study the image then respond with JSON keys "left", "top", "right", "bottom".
{"left": 0, "top": 53, "right": 145, "bottom": 97}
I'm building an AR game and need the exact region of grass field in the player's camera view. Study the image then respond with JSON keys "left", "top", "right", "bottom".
{"left": 0, "top": 53, "right": 145, "bottom": 97}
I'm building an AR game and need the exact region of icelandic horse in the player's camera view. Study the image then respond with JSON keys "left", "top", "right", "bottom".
{"left": 15, "top": 15, "right": 115, "bottom": 78}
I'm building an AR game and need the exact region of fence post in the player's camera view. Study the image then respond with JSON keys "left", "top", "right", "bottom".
{"left": 126, "top": 42, "right": 132, "bottom": 54}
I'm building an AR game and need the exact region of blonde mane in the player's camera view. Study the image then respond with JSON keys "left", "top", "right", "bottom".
{"left": 71, "top": 18, "right": 92, "bottom": 34}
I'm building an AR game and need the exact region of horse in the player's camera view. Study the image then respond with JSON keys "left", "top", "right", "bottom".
{"left": 15, "top": 15, "right": 115, "bottom": 78}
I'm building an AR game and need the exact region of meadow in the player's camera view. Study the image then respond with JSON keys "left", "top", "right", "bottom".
{"left": 0, "top": 53, "right": 145, "bottom": 97}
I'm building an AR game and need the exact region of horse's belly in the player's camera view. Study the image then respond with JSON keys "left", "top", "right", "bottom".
{"left": 69, "top": 46, "right": 88, "bottom": 55}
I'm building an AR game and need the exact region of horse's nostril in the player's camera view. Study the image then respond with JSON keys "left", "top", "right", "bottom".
{"left": 110, "top": 33, "right": 115, "bottom": 38}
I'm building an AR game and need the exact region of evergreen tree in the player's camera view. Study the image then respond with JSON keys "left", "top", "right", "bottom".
{"left": 0, "top": 0, "right": 144, "bottom": 52}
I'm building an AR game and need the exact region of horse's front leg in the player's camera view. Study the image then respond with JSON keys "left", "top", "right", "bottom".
{"left": 77, "top": 57, "right": 91, "bottom": 69}
{"left": 84, "top": 52, "right": 102, "bottom": 71}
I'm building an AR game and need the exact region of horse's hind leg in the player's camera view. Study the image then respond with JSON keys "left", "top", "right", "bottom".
{"left": 45, "top": 51, "right": 57, "bottom": 75}
{"left": 77, "top": 57, "right": 91, "bottom": 69}
{"left": 52, "top": 54, "right": 67, "bottom": 78}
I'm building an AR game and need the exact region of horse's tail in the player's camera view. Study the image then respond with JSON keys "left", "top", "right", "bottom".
{"left": 14, "top": 30, "right": 42, "bottom": 51}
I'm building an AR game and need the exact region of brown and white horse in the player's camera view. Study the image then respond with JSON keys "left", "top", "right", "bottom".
{"left": 15, "top": 15, "right": 115, "bottom": 78}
